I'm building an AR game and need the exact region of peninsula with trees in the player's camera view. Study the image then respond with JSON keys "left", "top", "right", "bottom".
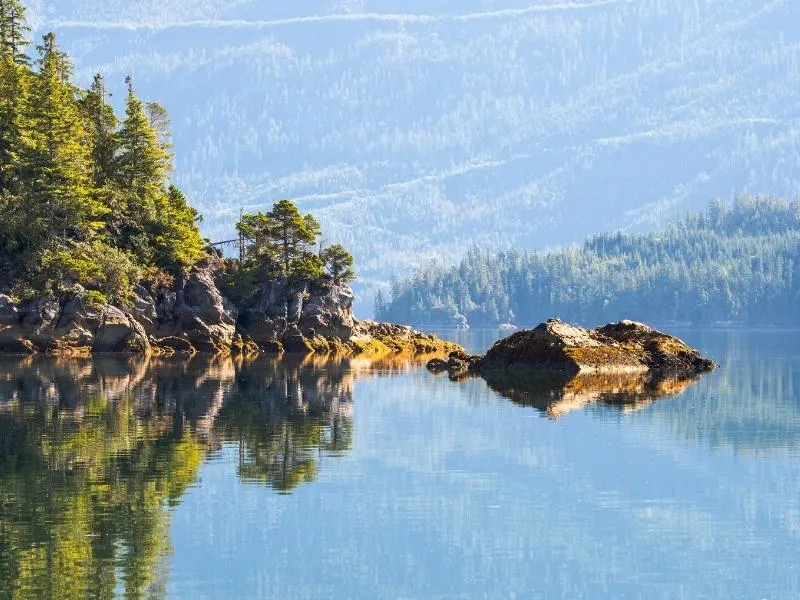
{"left": 0, "top": 1, "right": 460, "bottom": 357}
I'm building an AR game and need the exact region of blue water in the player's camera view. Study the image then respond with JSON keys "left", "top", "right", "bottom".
{"left": 1, "top": 330, "right": 799, "bottom": 599}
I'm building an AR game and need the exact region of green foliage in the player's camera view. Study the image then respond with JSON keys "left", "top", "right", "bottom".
{"left": 0, "top": 0, "right": 29, "bottom": 65}
{"left": 238, "top": 199, "right": 320, "bottom": 279}
{"left": 39, "top": 241, "right": 139, "bottom": 305}
{"left": 321, "top": 243, "right": 355, "bottom": 285}
{"left": 232, "top": 200, "right": 355, "bottom": 300}
{"left": 215, "top": 259, "right": 259, "bottom": 306}
{"left": 0, "top": 6, "right": 206, "bottom": 304}
{"left": 379, "top": 197, "right": 800, "bottom": 328}
{"left": 84, "top": 289, "right": 107, "bottom": 308}
{"left": 149, "top": 185, "right": 204, "bottom": 273}
{"left": 80, "top": 73, "right": 118, "bottom": 188}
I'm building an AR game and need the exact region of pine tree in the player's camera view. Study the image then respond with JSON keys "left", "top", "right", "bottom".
{"left": 0, "top": 0, "right": 29, "bottom": 199}
{"left": 237, "top": 200, "right": 331, "bottom": 282}
{"left": 269, "top": 200, "right": 317, "bottom": 275}
{"left": 321, "top": 244, "right": 355, "bottom": 285}
{"left": 112, "top": 76, "right": 173, "bottom": 263}
{"left": 150, "top": 185, "right": 204, "bottom": 273}
{"left": 22, "top": 32, "right": 98, "bottom": 251}
{"left": 0, "top": 56, "right": 26, "bottom": 195}
{"left": 0, "top": 0, "right": 30, "bottom": 65}
{"left": 80, "top": 73, "right": 118, "bottom": 188}
{"left": 116, "top": 76, "right": 171, "bottom": 197}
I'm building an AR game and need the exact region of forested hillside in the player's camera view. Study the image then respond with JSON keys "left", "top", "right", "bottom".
{"left": 377, "top": 198, "right": 800, "bottom": 328}
{"left": 27, "top": 0, "right": 800, "bottom": 313}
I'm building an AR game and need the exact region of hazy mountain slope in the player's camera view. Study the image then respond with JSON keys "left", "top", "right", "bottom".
{"left": 30, "top": 0, "right": 800, "bottom": 313}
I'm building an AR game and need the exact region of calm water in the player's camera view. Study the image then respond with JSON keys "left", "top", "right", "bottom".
{"left": 1, "top": 330, "right": 799, "bottom": 599}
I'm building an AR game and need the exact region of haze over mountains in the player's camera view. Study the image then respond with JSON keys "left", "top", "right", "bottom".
{"left": 30, "top": 0, "right": 800, "bottom": 314}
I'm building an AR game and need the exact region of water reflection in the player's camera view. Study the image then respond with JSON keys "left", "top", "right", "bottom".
{"left": 613, "top": 331, "right": 800, "bottom": 456}
{"left": 481, "top": 371, "right": 701, "bottom": 419}
{"left": 0, "top": 355, "right": 362, "bottom": 599}
{"left": 2, "top": 332, "right": 800, "bottom": 599}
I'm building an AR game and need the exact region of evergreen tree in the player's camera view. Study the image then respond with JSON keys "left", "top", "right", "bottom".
{"left": 321, "top": 244, "right": 355, "bottom": 285}
{"left": 22, "top": 32, "right": 98, "bottom": 251}
{"left": 0, "top": 0, "right": 29, "bottom": 65}
{"left": 116, "top": 76, "right": 171, "bottom": 196}
{"left": 111, "top": 77, "right": 174, "bottom": 265}
{"left": 238, "top": 200, "right": 322, "bottom": 279}
{"left": 80, "top": 73, "right": 118, "bottom": 188}
{"left": 150, "top": 186, "right": 204, "bottom": 273}
{"left": 0, "top": 7, "right": 207, "bottom": 298}
{"left": 380, "top": 198, "right": 800, "bottom": 328}
{"left": 0, "top": 0, "right": 29, "bottom": 199}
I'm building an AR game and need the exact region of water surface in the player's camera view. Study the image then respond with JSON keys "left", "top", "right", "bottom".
{"left": 0, "top": 331, "right": 798, "bottom": 599}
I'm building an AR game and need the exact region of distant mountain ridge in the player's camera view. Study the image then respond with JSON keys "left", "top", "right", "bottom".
{"left": 30, "top": 0, "right": 800, "bottom": 314}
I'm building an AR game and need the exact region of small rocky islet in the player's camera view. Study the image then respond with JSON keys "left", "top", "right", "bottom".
{"left": 427, "top": 319, "right": 717, "bottom": 407}
{"left": 0, "top": 252, "right": 461, "bottom": 358}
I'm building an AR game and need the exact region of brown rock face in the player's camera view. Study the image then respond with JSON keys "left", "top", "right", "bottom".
{"left": 0, "top": 254, "right": 460, "bottom": 358}
{"left": 0, "top": 294, "right": 150, "bottom": 355}
{"left": 476, "top": 319, "right": 716, "bottom": 377}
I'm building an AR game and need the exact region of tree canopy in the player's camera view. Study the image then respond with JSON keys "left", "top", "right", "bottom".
{"left": 224, "top": 199, "right": 355, "bottom": 303}
{"left": 0, "top": 5, "right": 204, "bottom": 305}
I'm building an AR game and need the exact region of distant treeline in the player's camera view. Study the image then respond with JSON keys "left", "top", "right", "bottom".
{"left": 376, "top": 197, "right": 800, "bottom": 328}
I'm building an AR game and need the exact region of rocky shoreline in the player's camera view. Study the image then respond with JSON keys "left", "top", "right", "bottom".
{"left": 0, "top": 254, "right": 461, "bottom": 358}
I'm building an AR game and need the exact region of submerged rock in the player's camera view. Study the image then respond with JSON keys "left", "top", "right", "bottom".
{"left": 475, "top": 319, "right": 716, "bottom": 377}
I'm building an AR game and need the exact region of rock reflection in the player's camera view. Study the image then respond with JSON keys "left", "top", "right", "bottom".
{"left": 482, "top": 371, "right": 701, "bottom": 419}
{"left": 0, "top": 355, "right": 369, "bottom": 599}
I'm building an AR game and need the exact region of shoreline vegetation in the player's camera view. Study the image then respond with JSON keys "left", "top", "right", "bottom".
{"left": 0, "top": 2, "right": 461, "bottom": 358}
{"left": 377, "top": 197, "right": 800, "bottom": 330}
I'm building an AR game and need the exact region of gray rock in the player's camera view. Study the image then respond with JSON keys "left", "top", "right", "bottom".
{"left": 255, "top": 280, "right": 289, "bottom": 319}
{"left": 93, "top": 306, "right": 150, "bottom": 353}
{"left": 131, "top": 285, "right": 158, "bottom": 331}
{"left": 287, "top": 291, "right": 305, "bottom": 323}
{"left": 21, "top": 298, "right": 59, "bottom": 329}
{"left": 0, "top": 294, "right": 19, "bottom": 325}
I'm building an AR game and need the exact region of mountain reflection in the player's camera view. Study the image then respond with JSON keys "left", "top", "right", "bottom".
{"left": 0, "top": 355, "right": 362, "bottom": 599}
{"left": 481, "top": 371, "right": 701, "bottom": 419}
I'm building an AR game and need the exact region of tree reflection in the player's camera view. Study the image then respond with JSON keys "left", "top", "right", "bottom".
{"left": 0, "top": 358, "right": 203, "bottom": 600}
{"left": 215, "top": 357, "right": 354, "bottom": 492}
{"left": 0, "top": 354, "right": 359, "bottom": 598}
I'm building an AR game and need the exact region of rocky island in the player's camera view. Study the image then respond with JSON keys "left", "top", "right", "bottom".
{"left": 428, "top": 319, "right": 716, "bottom": 411}
{"left": 475, "top": 319, "right": 716, "bottom": 376}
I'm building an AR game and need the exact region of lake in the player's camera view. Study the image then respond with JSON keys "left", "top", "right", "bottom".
{"left": 1, "top": 330, "right": 799, "bottom": 599}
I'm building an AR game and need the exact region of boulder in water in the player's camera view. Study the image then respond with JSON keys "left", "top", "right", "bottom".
{"left": 475, "top": 319, "right": 716, "bottom": 377}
